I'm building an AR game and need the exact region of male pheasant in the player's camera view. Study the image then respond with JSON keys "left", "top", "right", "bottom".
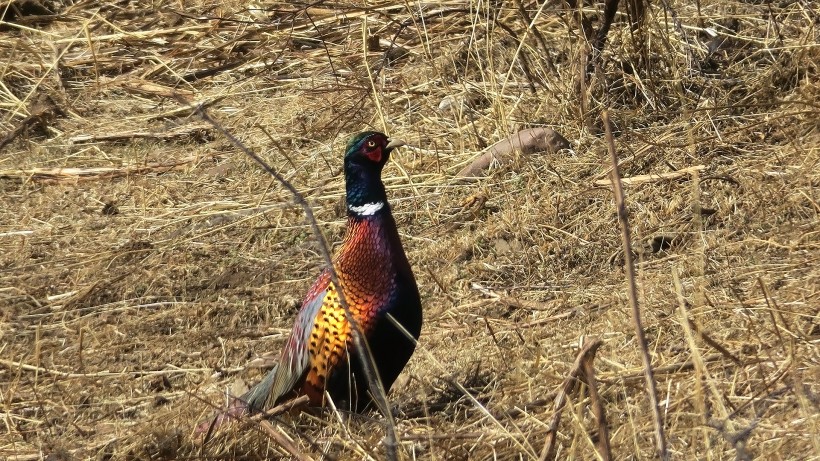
{"left": 202, "top": 131, "right": 421, "bottom": 431}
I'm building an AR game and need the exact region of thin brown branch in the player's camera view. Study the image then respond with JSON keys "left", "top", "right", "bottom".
{"left": 258, "top": 419, "right": 315, "bottom": 461}
{"left": 626, "top": 0, "right": 648, "bottom": 31}
{"left": 602, "top": 110, "right": 669, "bottom": 460}
{"left": 515, "top": 0, "right": 555, "bottom": 74}
{"left": 565, "top": 0, "right": 620, "bottom": 88}
{"left": 684, "top": 316, "right": 743, "bottom": 365}
{"left": 253, "top": 395, "right": 310, "bottom": 421}
{"left": 0, "top": 358, "right": 222, "bottom": 379}
{"left": 539, "top": 338, "right": 603, "bottom": 461}
{"left": 581, "top": 348, "right": 612, "bottom": 461}
{"left": 594, "top": 165, "right": 706, "bottom": 186}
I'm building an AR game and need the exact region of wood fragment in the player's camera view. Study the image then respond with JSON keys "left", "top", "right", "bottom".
{"left": 254, "top": 395, "right": 310, "bottom": 420}
{"left": 591, "top": 0, "right": 621, "bottom": 54}
{"left": 198, "top": 393, "right": 310, "bottom": 445}
{"left": 594, "top": 165, "right": 706, "bottom": 186}
{"left": 117, "top": 78, "right": 195, "bottom": 99}
{"left": 456, "top": 127, "right": 571, "bottom": 178}
{"left": 471, "top": 282, "right": 551, "bottom": 311}
{"left": 53, "top": 24, "right": 214, "bottom": 45}
{"left": 0, "top": 358, "right": 226, "bottom": 379}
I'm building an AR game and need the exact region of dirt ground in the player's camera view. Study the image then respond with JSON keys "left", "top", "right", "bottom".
{"left": 1, "top": 1, "right": 818, "bottom": 460}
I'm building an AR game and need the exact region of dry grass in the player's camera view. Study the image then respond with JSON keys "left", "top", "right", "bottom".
{"left": 1, "top": 1, "right": 818, "bottom": 460}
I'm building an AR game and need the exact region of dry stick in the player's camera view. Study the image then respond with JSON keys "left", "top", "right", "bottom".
{"left": 194, "top": 393, "right": 310, "bottom": 426}
{"left": 757, "top": 277, "right": 792, "bottom": 346}
{"left": 515, "top": 0, "right": 555, "bottom": 75}
{"left": 593, "top": 165, "right": 706, "bottom": 186}
{"left": 258, "top": 420, "right": 315, "bottom": 461}
{"left": 254, "top": 395, "right": 310, "bottom": 421}
{"left": 192, "top": 106, "right": 399, "bottom": 461}
{"left": 602, "top": 111, "right": 669, "bottom": 461}
{"left": 68, "top": 123, "right": 212, "bottom": 143}
{"left": 582, "top": 352, "right": 612, "bottom": 461}
{"left": 684, "top": 316, "right": 742, "bottom": 366}
{"left": 539, "top": 339, "right": 603, "bottom": 461}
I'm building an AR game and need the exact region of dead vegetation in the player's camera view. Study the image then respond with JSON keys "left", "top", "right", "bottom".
{"left": 1, "top": 1, "right": 818, "bottom": 460}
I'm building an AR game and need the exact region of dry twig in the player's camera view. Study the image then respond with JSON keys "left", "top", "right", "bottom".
{"left": 258, "top": 419, "right": 315, "bottom": 461}
{"left": 539, "top": 338, "right": 604, "bottom": 461}
{"left": 602, "top": 111, "right": 668, "bottom": 460}
{"left": 582, "top": 351, "right": 612, "bottom": 461}
{"left": 594, "top": 165, "right": 706, "bottom": 186}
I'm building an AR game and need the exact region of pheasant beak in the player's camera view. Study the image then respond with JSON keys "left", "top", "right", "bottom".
{"left": 386, "top": 139, "right": 406, "bottom": 150}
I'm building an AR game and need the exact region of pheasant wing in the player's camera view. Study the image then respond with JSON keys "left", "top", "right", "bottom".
{"left": 241, "top": 270, "right": 332, "bottom": 411}
{"left": 194, "top": 271, "right": 332, "bottom": 437}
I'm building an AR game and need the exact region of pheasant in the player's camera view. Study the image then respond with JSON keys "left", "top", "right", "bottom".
{"left": 201, "top": 131, "right": 422, "bottom": 432}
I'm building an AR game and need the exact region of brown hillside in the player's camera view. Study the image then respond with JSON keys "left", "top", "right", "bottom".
{"left": 1, "top": 1, "right": 818, "bottom": 459}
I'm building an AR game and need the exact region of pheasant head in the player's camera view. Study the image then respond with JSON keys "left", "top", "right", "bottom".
{"left": 343, "top": 131, "right": 405, "bottom": 216}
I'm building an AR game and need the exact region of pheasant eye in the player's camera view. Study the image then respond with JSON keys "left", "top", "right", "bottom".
{"left": 366, "top": 141, "right": 376, "bottom": 148}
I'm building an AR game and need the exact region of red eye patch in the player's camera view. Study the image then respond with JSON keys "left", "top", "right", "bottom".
{"left": 365, "top": 146, "right": 382, "bottom": 162}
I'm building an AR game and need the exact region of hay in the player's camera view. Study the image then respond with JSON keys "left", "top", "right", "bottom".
{"left": 1, "top": 1, "right": 818, "bottom": 460}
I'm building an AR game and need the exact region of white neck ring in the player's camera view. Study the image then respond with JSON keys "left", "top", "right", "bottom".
{"left": 348, "top": 201, "right": 384, "bottom": 216}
